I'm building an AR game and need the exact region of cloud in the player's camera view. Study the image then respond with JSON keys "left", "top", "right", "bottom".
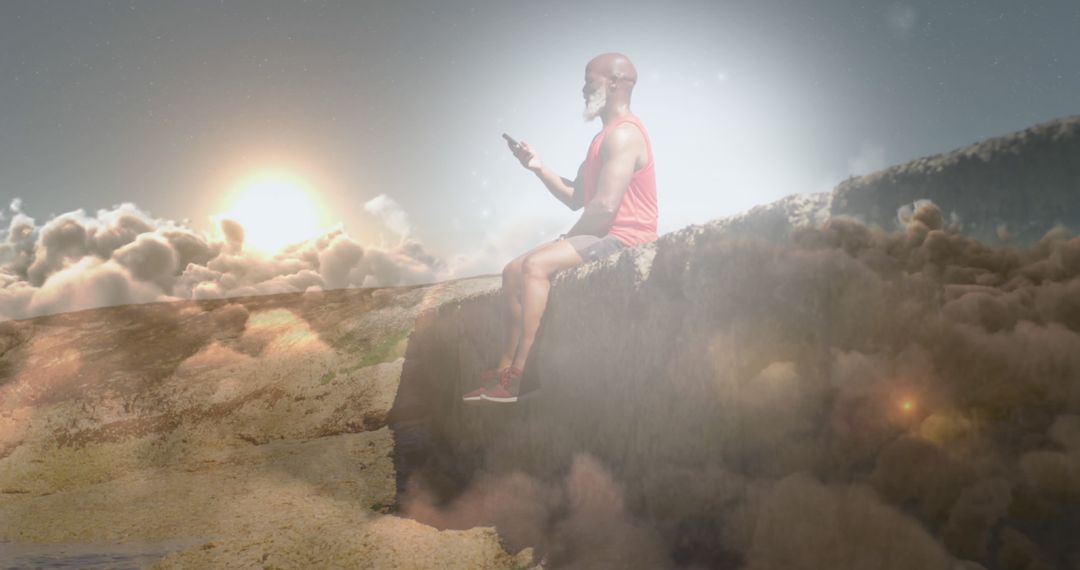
{"left": 219, "top": 218, "right": 245, "bottom": 254}
{"left": 743, "top": 474, "right": 951, "bottom": 570}
{"left": 550, "top": 454, "right": 670, "bottom": 569}
{"left": 111, "top": 233, "right": 179, "bottom": 291}
{"left": 939, "top": 478, "right": 1014, "bottom": 560}
{"left": 364, "top": 193, "right": 412, "bottom": 239}
{"left": 401, "top": 453, "right": 670, "bottom": 570}
{"left": 0, "top": 213, "right": 38, "bottom": 277}
{"left": 317, "top": 232, "right": 365, "bottom": 289}
{"left": 24, "top": 211, "right": 91, "bottom": 286}
{"left": 444, "top": 211, "right": 566, "bottom": 279}
{"left": 86, "top": 203, "right": 158, "bottom": 259}
{"left": 0, "top": 199, "right": 451, "bottom": 321}
{"left": 159, "top": 228, "right": 220, "bottom": 274}
{"left": 0, "top": 193, "right": 606, "bottom": 320}
{"left": 356, "top": 242, "right": 442, "bottom": 288}
{"left": 0, "top": 280, "right": 35, "bottom": 324}
{"left": 26, "top": 256, "right": 173, "bottom": 319}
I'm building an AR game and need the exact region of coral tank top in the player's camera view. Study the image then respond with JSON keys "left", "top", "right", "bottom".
{"left": 582, "top": 113, "right": 658, "bottom": 247}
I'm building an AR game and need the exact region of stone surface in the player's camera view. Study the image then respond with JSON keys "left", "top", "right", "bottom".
{"left": 831, "top": 114, "right": 1080, "bottom": 244}
{"left": 391, "top": 116, "right": 1080, "bottom": 568}
{"left": 0, "top": 278, "right": 527, "bottom": 568}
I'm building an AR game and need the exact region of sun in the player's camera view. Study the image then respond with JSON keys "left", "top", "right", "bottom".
{"left": 216, "top": 171, "right": 326, "bottom": 254}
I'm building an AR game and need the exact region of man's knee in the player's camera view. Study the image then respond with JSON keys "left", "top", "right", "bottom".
{"left": 521, "top": 255, "right": 548, "bottom": 278}
{"left": 503, "top": 259, "right": 523, "bottom": 280}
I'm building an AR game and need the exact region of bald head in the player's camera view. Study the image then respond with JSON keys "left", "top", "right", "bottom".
{"left": 582, "top": 53, "right": 637, "bottom": 122}
{"left": 586, "top": 52, "right": 638, "bottom": 88}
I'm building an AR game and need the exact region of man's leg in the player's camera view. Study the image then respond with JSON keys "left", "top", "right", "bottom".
{"left": 497, "top": 263, "right": 523, "bottom": 371}
{"left": 497, "top": 239, "right": 560, "bottom": 370}
{"left": 512, "top": 239, "right": 585, "bottom": 371}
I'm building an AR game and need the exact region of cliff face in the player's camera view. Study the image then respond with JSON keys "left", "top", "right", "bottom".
{"left": 830, "top": 115, "right": 1080, "bottom": 244}
{"left": 693, "top": 115, "right": 1080, "bottom": 247}
{"left": 392, "top": 116, "right": 1080, "bottom": 569}
{"left": 0, "top": 279, "right": 539, "bottom": 569}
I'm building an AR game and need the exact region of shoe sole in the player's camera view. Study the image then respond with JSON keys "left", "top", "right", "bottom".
{"left": 481, "top": 387, "right": 542, "bottom": 403}
{"left": 480, "top": 394, "right": 518, "bottom": 403}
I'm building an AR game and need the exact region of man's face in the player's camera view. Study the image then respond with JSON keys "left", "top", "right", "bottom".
{"left": 582, "top": 69, "right": 608, "bottom": 122}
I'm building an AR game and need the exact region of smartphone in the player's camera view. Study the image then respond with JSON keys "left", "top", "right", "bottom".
{"left": 501, "top": 133, "right": 521, "bottom": 147}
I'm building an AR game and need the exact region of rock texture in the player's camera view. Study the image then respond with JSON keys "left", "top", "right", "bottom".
{"left": 392, "top": 115, "right": 1080, "bottom": 569}
{"left": 395, "top": 208, "right": 1080, "bottom": 568}
{"left": 830, "top": 115, "right": 1080, "bottom": 244}
{"left": 689, "top": 115, "right": 1080, "bottom": 248}
{"left": 0, "top": 279, "right": 537, "bottom": 568}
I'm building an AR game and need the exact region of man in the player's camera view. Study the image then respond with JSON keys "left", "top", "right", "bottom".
{"left": 462, "top": 52, "right": 658, "bottom": 404}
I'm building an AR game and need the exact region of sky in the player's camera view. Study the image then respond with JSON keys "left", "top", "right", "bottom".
{"left": 0, "top": 0, "right": 1077, "bottom": 319}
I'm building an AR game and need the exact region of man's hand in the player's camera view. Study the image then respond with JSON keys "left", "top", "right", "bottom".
{"left": 505, "top": 134, "right": 577, "bottom": 209}
{"left": 507, "top": 138, "right": 543, "bottom": 173}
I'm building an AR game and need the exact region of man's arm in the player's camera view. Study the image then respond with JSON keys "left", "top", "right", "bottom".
{"left": 531, "top": 164, "right": 581, "bottom": 211}
{"left": 507, "top": 140, "right": 581, "bottom": 211}
{"left": 569, "top": 161, "right": 586, "bottom": 211}
{"left": 564, "top": 125, "right": 641, "bottom": 237}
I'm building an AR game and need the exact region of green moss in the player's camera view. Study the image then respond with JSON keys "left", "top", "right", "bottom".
{"left": 354, "top": 327, "right": 412, "bottom": 368}
{"left": 330, "top": 329, "right": 367, "bottom": 354}
{"left": 370, "top": 501, "right": 395, "bottom": 514}
{"left": 318, "top": 370, "right": 337, "bottom": 385}
{"left": 333, "top": 327, "right": 413, "bottom": 376}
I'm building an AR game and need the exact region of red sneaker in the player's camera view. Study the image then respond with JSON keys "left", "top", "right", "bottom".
{"left": 461, "top": 367, "right": 507, "bottom": 403}
{"left": 482, "top": 366, "right": 523, "bottom": 403}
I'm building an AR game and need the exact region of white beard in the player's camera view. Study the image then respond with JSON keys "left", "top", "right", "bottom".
{"left": 583, "top": 88, "right": 607, "bottom": 122}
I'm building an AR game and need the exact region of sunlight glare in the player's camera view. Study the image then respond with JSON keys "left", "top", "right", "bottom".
{"left": 217, "top": 171, "right": 325, "bottom": 254}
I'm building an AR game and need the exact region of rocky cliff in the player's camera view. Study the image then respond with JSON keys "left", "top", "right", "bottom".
{"left": 391, "top": 115, "right": 1080, "bottom": 569}
{"left": 0, "top": 279, "right": 537, "bottom": 568}
{"left": 701, "top": 114, "right": 1080, "bottom": 247}
{"left": 831, "top": 115, "right": 1080, "bottom": 244}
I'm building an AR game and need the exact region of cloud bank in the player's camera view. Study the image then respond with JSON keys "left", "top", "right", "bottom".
{"left": 0, "top": 197, "right": 545, "bottom": 321}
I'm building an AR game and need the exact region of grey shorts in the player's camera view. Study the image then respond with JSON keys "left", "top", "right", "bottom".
{"left": 561, "top": 234, "right": 628, "bottom": 263}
